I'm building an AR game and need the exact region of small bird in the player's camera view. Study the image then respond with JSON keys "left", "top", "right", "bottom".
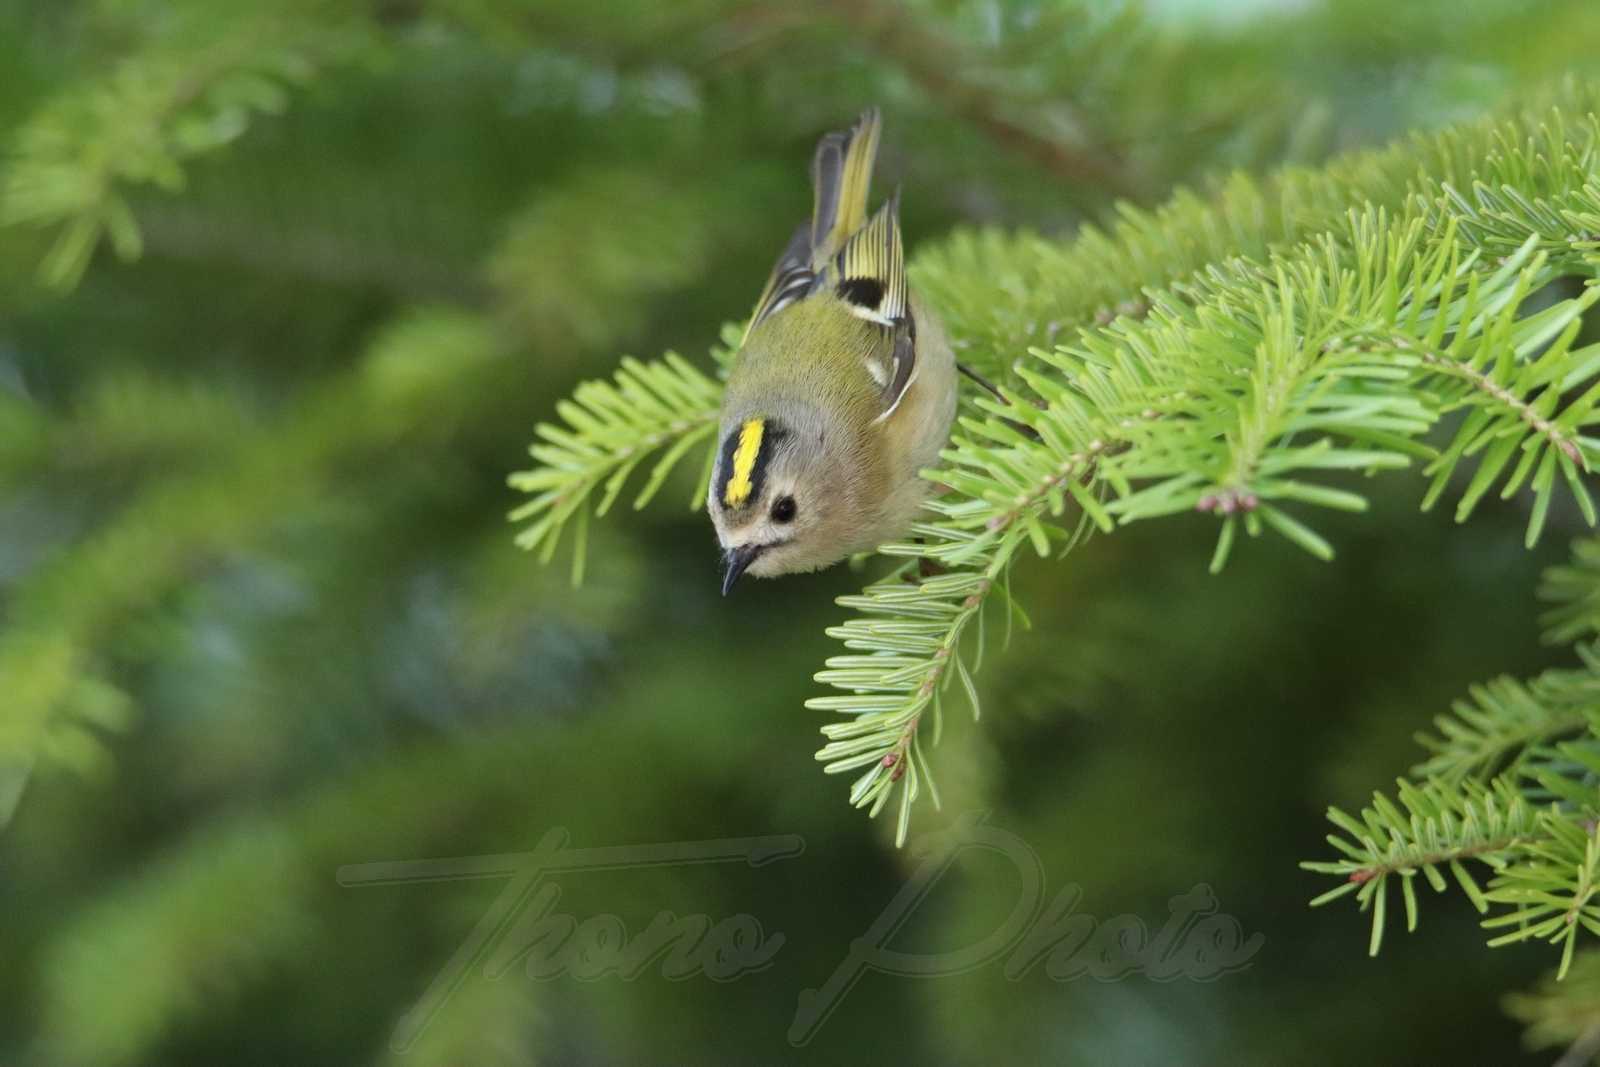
{"left": 710, "top": 108, "right": 957, "bottom": 595}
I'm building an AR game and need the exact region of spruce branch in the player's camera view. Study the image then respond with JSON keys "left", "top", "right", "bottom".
{"left": 819, "top": 0, "right": 1146, "bottom": 199}
{"left": 913, "top": 86, "right": 1600, "bottom": 388}
{"left": 1418, "top": 343, "right": 1584, "bottom": 464}
{"left": 712, "top": 0, "right": 1153, "bottom": 201}
{"left": 37, "top": 819, "right": 314, "bottom": 1065}
{"left": 1523, "top": 716, "right": 1600, "bottom": 818}
{"left": 1544, "top": 540, "right": 1600, "bottom": 645}
{"left": 0, "top": 6, "right": 376, "bottom": 288}
{"left": 1309, "top": 606, "right": 1600, "bottom": 972}
{"left": 1506, "top": 951, "right": 1600, "bottom": 1058}
{"left": 1484, "top": 814, "right": 1600, "bottom": 979}
{"left": 919, "top": 215, "right": 1597, "bottom": 593}
{"left": 509, "top": 83, "right": 1600, "bottom": 844}
{"left": 507, "top": 347, "right": 730, "bottom": 582}
{"left": 1301, "top": 776, "right": 1541, "bottom": 957}
{"left": 0, "top": 309, "right": 503, "bottom": 798}
{"left": 1412, "top": 657, "right": 1600, "bottom": 782}
{"left": 810, "top": 522, "right": 1023, "bottom": 845}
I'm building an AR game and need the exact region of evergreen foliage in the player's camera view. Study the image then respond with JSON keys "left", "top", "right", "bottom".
{"left": 513, "top": 69, "right": 1600, "bottom": 1054}
{"left": 12, "top": 1, "right": 1600, "bottom": 1062}
{"left": 518, "top": 84, "right": 1600, "bottom": 844}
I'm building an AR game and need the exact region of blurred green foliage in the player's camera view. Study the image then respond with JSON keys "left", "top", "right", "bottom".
{"left": 6, "top": 1, "right": 1600, "bottom": 1064}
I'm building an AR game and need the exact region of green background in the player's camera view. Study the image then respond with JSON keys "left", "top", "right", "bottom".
{"left": 4, "top": 1, "right": 1599, "bottom": 1063}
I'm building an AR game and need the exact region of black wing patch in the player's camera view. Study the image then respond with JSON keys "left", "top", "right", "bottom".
{"left": 833, "top": 191, "right": 906, "bottom": 325}
{"left": 838, "top": 277, "right": 885, "bottom": 309}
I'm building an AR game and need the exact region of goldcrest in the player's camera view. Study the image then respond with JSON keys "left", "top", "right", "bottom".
{"left": 710, "top": 108, "right": 958, "bottom": 594}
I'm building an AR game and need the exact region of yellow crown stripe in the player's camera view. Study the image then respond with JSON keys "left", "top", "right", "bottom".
{"left": 723, "top": 418, "right": 765, "bottom": 506}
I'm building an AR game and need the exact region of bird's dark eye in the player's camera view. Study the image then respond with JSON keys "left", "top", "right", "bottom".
{"left": 771, "top": 495, "right": 797, "bottom": 523}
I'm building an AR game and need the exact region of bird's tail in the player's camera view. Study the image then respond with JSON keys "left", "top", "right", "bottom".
{"left": 808, "top": 107, "right": 881, "bottom": 266}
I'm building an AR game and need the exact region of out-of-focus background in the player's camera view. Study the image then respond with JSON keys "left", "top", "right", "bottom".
{"left": 3, "top": 0, "right": 1600, "bottom": 1063}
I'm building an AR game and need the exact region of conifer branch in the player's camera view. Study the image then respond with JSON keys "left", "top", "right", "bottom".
{"left": 1301, "top": 776, "right": 1542, "bottom": 956}
{"left": 1544, "top": 542, "right": 1600, "bottom": 644}
{"left": 821, "top": 0, "right": 1145, "bottom": 198}
{"left": 0, "top": 309, "right": 502, "bottom": 788}
{"left": 0, "top": 7, "right": 375, "bottom": 288}
{"left": 1415, "top": 343, "right": 1584, "bottom": 465}
{"left": 1484, "top": 815, "right": 1600, "bottom": 979}
{"left": 1413, "top": 650, "right": 1600, "bottom": 781}
{"left": 810, "top": 523, "right": 1017, "bottom": 846}
{"left": 511, "top": 84, "right": 1600, "bottom": 845}
{"left": 1507, "top": 951, "right": 1600, "bottom": 1056}
{"left": 24, "top": 5, "right": 1600, "bottom": 1059}
{"left": 506, "top": 350, "right": 728, "bottom": 583}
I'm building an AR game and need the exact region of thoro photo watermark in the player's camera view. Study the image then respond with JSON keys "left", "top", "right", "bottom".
{"left": 338, "top": 811, "right": 1265, "bottom": 1051}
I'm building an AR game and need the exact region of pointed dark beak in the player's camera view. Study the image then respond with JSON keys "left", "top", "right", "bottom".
{"left": 721, "top": 544, "right": 764, "bottom": 597}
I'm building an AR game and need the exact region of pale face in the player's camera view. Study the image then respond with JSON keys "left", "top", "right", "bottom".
{"left": 709, "top": 425, "right": 868, "bottom": 591}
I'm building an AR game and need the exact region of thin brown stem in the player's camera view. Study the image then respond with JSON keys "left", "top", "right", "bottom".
{"left": 1347, "top": 834, "right": 1534, "bottom": 884}
{"left": 1390, "top": 336, "right": 1584, "bottom": 464}
{"left": 829, "top": 0, "right": 1145, "bottom": 199}
{"left": 710, "top": 0, "right": 1146, "bottom": 200}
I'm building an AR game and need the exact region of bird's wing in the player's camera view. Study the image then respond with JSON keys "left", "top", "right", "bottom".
{"left": 832, "top": 189, "right": 907, "bottom": 326}
{"left": 832, "top": 191, "right": 915, "bottom": 418}
{"left": 741, "top": 224, "right": 814, "bottom": 346}
{"left": 742, "top": 108, "right": 882, "bottom": 344}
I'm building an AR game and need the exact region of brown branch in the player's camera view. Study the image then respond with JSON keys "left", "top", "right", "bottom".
{"left": 985, "top": 437, "right": 1118, "bottom": 532}
{"left": 1346, "top": 833, "right": 1535, "bottom": 884}
{"left": 710, "top": 0, "right": 1147, "bottom": 201}
{"left": 1386, "top": 336, "right": 1585, "bottom": 465}
{"left": 832, "top": 0, "right": 1144, "bottom": 199}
